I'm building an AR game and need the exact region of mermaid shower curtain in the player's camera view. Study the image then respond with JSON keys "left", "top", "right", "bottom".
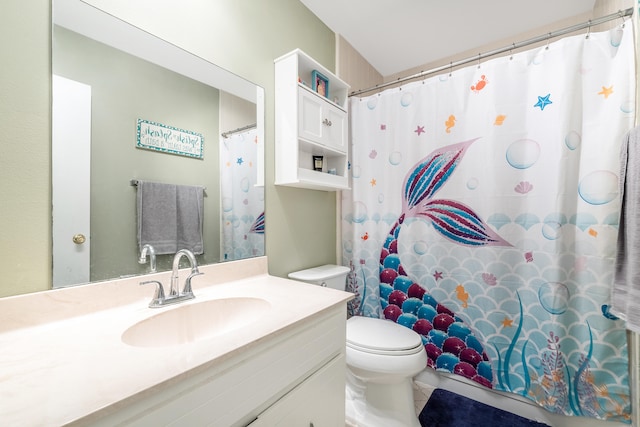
{"left": 343, "top": 25, "right": 635, "bottom": 422}
{"left": 220, "top": 129, "right": 264, "bottom": 261}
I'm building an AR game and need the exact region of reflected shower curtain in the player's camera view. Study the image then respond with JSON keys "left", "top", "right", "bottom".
{"left": 220, "top": 129, "right": 264, "bottom": 261}
{"left": 343, "top": 25, "right": 635, "bottom": 422}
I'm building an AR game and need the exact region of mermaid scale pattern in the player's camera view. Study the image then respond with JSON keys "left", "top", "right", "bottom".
{"left": 378, "top": 139, "right": 510, "bottom": 388}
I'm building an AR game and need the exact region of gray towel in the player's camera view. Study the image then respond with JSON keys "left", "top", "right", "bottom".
{"left": 612, "top": 127, "right": 640, "bottom": 333}
{"left": 176, "top": 184, "right": 204, "bottom": 254}
{"left": 137, "top": 180, "right": 204, "bottom": 255}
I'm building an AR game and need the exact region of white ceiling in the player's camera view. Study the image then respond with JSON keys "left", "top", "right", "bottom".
{"left": 300, "top": 0, "right": 596, "bottom": 76}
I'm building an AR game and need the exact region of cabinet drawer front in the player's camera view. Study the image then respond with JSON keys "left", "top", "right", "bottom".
{"left": 249, "top": 354, "right": 346, "bottom": 426}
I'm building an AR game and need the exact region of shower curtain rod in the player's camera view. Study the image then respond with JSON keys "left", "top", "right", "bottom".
{"left": 221, "top": 123, "right": 257, "bottom": 138}
{"left": 349, "top": 7, "right": 633, "bottom": 97}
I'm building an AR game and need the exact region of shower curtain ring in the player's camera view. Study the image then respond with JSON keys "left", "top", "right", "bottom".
{"left": 509, "top": 43, "right": 515, "bottom": 60}
{"left": 449, "top": 62, "right": 453, "bottom": 77}
{"left": 545, "top": 33, "right": 551, "bottom": 50}
{"left": 477, "top": 53, "right": 481, "bottom": 69}
{"left": 619, "top": 10, "right": 626, "bottom": 28}
{"left": 586, "top": 20, "right": 591, "bottom": 39}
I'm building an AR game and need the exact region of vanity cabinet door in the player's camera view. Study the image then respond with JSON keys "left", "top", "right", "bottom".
{"left": 248, "top": 354, "right": 346, "bottom": 427}
{"left": 298, "top": 87, "right": 347, "bottom": 153}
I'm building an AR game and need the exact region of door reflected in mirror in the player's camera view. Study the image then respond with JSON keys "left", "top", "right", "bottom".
{"left": 52, "top": 0, "right": 265, "bottom": 288}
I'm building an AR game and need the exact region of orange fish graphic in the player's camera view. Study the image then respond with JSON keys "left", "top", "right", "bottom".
{"left": 455, "top": 284, "right": 469, "bottom": 308}
{"left": 494, "top": 115, "right": 506, "bottom": 125}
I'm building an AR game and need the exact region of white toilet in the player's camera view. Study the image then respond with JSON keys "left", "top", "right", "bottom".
{"left": 289, "top": 265, "right": 427, "bottom": 427}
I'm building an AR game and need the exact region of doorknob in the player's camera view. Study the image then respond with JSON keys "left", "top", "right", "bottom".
{"left": 72, "top": 234, "right": 86, "bottom": 244}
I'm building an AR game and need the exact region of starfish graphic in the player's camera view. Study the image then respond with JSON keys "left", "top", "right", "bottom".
{"left": 433, "top": 271, "right": 443, "bottom": 280}
{"left": 414, "top": 125, "right": 425, "bottom": 136}
{"left": 501, "top": 317, "right": 514, "bottom": 328}
{"left": 534, "top": 94, "right": 552, "bottom": 110}
{"left": 370, "top": 178, "right": 377, "bottom": 187}
{"left": 236, "top": 157, "right": 244, "bottom": 165}
{"left": 598, "top": 85, "right": 613, "bottom": 99}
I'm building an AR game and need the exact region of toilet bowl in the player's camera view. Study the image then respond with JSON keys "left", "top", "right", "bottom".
{"left": 289, "top": 265, "right": 427, "bottom": 427}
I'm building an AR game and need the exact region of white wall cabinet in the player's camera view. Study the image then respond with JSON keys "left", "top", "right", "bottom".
{"left": 275, "top": 49, "right": 350, "bottom": 191}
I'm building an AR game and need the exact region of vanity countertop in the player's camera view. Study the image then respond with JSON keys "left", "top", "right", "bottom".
{"left": 0, "top": 257, "right": 352, "bottom": 426}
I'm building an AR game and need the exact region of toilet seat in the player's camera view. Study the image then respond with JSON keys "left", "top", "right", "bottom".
{"left": 347, "top": 316, "right": 423, "bottom": 356}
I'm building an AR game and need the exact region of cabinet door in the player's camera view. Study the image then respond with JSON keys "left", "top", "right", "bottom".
{"left": 298, "top": 88, "right": 347, "bottom": 153}
{"left": 248, "top": 354, "right": 346, "bottom": 427}
{"left": 298, "top": 88, "right": 324, "bottom": 144}
{"left": 322, "top": 102, "right": 347, "bottom": 152}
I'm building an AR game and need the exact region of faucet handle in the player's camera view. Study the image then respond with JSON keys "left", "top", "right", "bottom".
{"left": 140, "top": 280, "right": 165, "bottom": 308}
{"left": 182, "top": 271, "right": 203, "bottom": 296}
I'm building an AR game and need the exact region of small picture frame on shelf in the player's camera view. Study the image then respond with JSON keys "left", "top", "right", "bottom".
{"left": 312, "top": 70, "right": 329, "bottom": 98}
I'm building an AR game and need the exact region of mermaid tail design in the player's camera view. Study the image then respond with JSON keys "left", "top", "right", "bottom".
{"left": 249, "top": 211, "right": 265, "bottom": 234}
{"left": 379, "top": 139, "right": 510, "bottom": 387}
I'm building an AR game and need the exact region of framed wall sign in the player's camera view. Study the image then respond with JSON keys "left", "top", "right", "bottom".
{"left": 136, "top": 118, "right": 204, "bottom": 159}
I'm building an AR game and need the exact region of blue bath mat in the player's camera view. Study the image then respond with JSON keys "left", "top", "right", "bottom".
{"left": 419, "top": 388, "right": 551, "bottom": 427}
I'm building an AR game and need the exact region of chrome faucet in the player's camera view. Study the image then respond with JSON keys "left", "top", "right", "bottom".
{"left": 138, "top": 244, "right": 157, "bottom": 273}
{"left": 169, "top": 249, "right": 202, "bottom": 297}
{"left": 140, "top": 249, "right": 203, "bottom": 308}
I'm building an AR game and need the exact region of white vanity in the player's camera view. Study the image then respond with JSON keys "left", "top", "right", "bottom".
{"left": 0, "top": 257, "right": 352, "bottom": 426}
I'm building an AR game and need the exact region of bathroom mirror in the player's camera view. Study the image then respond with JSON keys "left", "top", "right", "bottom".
{"left": 51, "top": 0, "right": 265, "bottom": 287}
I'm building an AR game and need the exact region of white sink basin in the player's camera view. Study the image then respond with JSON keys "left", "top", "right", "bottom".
{"left": 122, "top": 297, "right": 271, "bottom": 347}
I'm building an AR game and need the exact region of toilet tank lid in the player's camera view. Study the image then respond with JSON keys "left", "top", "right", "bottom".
{"left": 288, "top": 264, "right": 350, "bottom": 282}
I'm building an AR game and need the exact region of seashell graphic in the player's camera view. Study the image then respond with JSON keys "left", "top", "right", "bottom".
{"left": 482, "top": 272, "right": 497, "bottom": 286}
{"left": 514, "top": 181, "right": 533, "bottom": 194}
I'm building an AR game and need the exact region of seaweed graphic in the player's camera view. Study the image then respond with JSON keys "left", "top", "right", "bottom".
{"left": 503, "top": 291, "right": 525, "bottom": 391}
{"left": 346, "top": 260, "right": 361, "bottom": 316}
{"left": 521, "top": 339, "right": 531, "bottom": 395}
{"left": 493, "top": 301, "right": 629, "bottom": 421}
{"left": 574, "top": 324, "right": 599, "bottom": 418}
{"left": 540, "top": 331, "right": 569, "bottom": 413}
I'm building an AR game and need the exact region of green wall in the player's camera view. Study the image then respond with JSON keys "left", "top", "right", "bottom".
{"left": 0, "top": 0, "right": 51, "bottom": 297}
{"left": 0, "top": 0, "right": 338, "bottom": 297}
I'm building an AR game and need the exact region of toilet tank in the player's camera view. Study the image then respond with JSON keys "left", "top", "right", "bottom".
{"left": 288, "top": 264, "right": 350, "bottom": 291}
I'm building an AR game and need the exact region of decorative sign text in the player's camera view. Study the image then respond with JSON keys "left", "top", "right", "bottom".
{"left": 136, "top": 118, "right": 204, "bottom": 159}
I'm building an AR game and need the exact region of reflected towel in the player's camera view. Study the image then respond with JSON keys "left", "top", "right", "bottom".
{"left": 137, "top": 181, "right": 204, "bottom": 255}
{"left": 176, "top": 184, "right": 204, "bottom": 255}
{"left": 612, "top": 127, "right": 640, "bottom": 333}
